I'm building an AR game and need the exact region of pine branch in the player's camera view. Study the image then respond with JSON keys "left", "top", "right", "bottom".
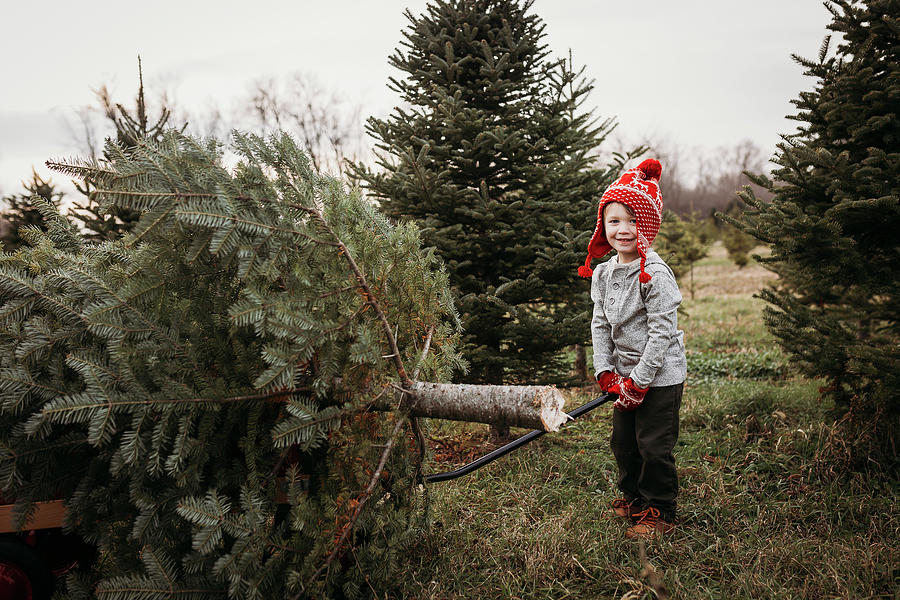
{"left": 45, "top": 158, "right": 119, "bottom": 182}
{"left": 173, "top": 207, "right": 340, "bottom": 247}
{"left": 130, "top": 136, "right": 182, "bottom": 192}
{"left": 176, "top": 494, "right": 294, "bottom": 553}
{"left": 289, "top": 201, "right": 413, "bottom": 387}
{"left": 0, "top": 437, "right": 85, "bottom": 462}
{"left": 300, "top": 415, "right": 408, "bottom": 597}
{"left": 123, "top": 206, "right": 176, "bottom": 246}
{"left": 39, "top": 387, "right": 312, "bottom": 417}
{"left": 0, "top": 268, "right": 87, "bottom": 327}
{"left": 64, "top": 263, "right": 201, "bottom": 374}
{"left": 315, "top": 285, "right": 362, "bottom": 300}
{"left": 270, "top": 405, "right": 343, "bottom": 448}
{"left": 95, "top": 581, "right": 225, "bottom": 598}
{"left": 0, "top": 371, "right": 70, "bottom": 398}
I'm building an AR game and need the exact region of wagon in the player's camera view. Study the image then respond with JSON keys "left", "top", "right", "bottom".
{"left": 0, "top": 499, "right": 95, "bottom": 600}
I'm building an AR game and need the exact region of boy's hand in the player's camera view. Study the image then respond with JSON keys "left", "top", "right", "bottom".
{"left": 611, "top": 378, "right": 649, "bottom": 411}
{"left": 596, "top": 370, "right": 622, "bottom": 393}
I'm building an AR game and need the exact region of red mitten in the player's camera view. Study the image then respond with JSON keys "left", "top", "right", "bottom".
{"left": 611, "top": 378, "right": 649, "bottom": 411}
{"left": 596, "top": 370, "right": 622, "bottom": 393}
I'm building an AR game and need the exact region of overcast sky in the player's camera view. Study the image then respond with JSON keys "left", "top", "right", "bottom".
{"left": 0, "top": 0, "right": 833, "bottom": 196}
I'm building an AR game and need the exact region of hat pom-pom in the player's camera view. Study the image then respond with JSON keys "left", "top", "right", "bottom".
{"left": 637, "top": 159, "right": 662, "bottom": 182}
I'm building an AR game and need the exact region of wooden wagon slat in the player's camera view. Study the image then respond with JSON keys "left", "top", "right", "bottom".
{"left": 0, "top": 501, "right": 67, "bottom": 534}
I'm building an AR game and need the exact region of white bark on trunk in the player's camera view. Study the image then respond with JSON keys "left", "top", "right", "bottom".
{"left": 402, "top": 382, "right": 570, "bottom": 432}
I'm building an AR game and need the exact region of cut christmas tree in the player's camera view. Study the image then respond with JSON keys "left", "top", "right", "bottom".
{"left": 0, "top": 131, "right": 572, "bottom": 598}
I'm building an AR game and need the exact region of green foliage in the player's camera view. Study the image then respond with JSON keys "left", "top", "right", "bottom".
{"left": 719, "top": 207, "right": 758, "bottom": 267}
{"left": 70, "top": 59, "right": 184, "bottom": 242}
{"left": 686, "top": 349, "right": 788, "bottom": 384}
{"left": 0, "top": 130, "right": 462, "bottom": 598}
{"left": 351, "top": 0, "right": 630, "bottom": 385}
{"left": 653, "top": 211, "right": 711, "bottom": 298}
{"left": 0, "top": 171, "right": 66, "bottom": 252}
{"left": 730, "top": 0, "right": 900, "bottom": 454}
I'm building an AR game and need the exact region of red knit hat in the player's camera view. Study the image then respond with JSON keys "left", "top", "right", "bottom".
{"left": 578, "top": 158, "right": 663, "bottom": 283}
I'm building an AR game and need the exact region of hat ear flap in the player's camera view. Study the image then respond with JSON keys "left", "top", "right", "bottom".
{"left": 637, "top": 235, "right": 652, "bottom": 283}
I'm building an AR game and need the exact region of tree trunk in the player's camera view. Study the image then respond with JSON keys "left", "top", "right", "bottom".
{"left": 574, "top": 344, "right": 588, "bottom": 383}
{"left": 401, "top": 382, "right": 570, "bottom": 432}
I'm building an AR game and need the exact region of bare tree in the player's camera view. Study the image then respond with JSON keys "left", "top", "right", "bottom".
{"left": 65, "top": 64, "right": 368, "bottom": 184}
{"left": 241, "top": 73, "right": 367, "bottom": 177}
{"left": 65, "top": 106, "right": 103, "bottom": 161}
{"left": 64, "top": 59, "right": 181, "bottom": 161}
{"left": 641, "top": 136, "right": 691, "bottom": 213}
{"left": 640, "top": 138, "right": 771, "bottom": 216}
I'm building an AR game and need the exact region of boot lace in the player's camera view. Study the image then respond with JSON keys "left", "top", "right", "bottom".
{"left": 633, "top": 506, "right": 661, "bottom": 524}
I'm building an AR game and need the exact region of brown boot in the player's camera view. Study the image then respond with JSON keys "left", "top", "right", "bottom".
{"left": 625, "top": 506, "right": 675, "bottom": 538}
{"left": 610, "top": 498, "right": 643, "bottom": 520}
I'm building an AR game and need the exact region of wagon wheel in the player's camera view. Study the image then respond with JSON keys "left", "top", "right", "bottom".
{"left": 0, "top": 539, "right": 54, "bottom": 600}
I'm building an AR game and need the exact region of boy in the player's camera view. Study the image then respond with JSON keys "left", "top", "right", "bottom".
{"left": 578, "top": 158, "right": 686, "bottom": 539}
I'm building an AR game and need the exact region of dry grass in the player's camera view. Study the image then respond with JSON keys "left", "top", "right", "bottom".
{"left": 691, "top": 242, "right": 776, "bottom": 299}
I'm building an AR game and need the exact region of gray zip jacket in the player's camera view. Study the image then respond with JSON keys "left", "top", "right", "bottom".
{"left": 590, "top": 250, "right": 686, "bottom": 388}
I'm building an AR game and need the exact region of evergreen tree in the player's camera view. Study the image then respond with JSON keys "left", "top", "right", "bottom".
{"left": 720, "top": 206, "right": 757, "bottom": 268}
{"left": 0, "top": 131, "right": 464, "bottom": 598}
{"left": 0, "top": 171, "right": 65, "bottom": 252}
{"left": 351, "top": 0, "right": 626, "bottom": 387}
{"left": 70, "top": 58, "right": 184, "bottom": 241}
{"left": 654, "top": 211, "right": 711, "bottom": 299}
{"left": 729, "top": 0, "right": 899, "bottom": 460}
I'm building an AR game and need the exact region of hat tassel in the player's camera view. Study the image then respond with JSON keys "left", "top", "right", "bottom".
{"left": 639, "top": 255, "right": 652, "bottom": 283}
{"left": 578, "top": 255, "right": 593, "bottom": 278}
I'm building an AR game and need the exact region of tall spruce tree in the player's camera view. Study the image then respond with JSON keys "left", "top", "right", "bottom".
{"left": 1, "top": 131, "right": 466, "bottom": 598}
{"left": 351, "top": 0, "right": 625, "bottom": 387}
{"left": 729, "top": 0, "right": 899, "bottom": 459}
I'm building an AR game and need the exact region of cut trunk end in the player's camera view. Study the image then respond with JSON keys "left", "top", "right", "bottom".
{"left": 405, "top": 382, "right": 570, "bottom": 432}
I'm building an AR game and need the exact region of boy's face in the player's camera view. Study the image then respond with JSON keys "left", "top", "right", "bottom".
{"left": 603, "top": 202, "right": 640, "bottom": 263}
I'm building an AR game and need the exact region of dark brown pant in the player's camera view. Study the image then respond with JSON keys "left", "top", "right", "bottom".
{"left": 610, "top": 382, "right": 683, "bottom": 522}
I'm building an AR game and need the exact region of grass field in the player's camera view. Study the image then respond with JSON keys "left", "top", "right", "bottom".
{"left": 390, "top": 244, "right": 900, "bottom": 599}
